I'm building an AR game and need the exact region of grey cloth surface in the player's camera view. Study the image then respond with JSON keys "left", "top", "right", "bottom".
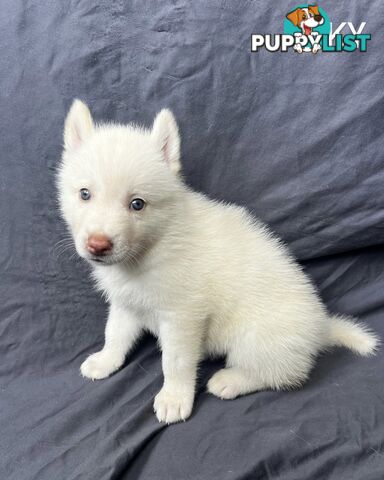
{"left": 1, "top": 1, "right": 384, "bottom": 479}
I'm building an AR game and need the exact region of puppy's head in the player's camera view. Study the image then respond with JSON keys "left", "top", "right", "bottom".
{"left": 286, "top": 5, "right": 324, "bottom": 33}
{"left": 58, "top": 100, "right": 183, "bottom": 266}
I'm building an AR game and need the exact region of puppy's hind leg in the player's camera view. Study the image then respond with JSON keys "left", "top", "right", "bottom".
{"left": 207, "top": 367, "right": 266, "bottom": 400}
{"left": 207, "top": 328, "right": 312, "bottom": 399}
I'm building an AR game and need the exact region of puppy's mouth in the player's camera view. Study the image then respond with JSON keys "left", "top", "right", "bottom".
{"left": 304, "top": 25, "right": 312, "bottom": 35}
{"left": 86, "top": 248, "right": 139, "bottom": 266}
{"left": 76, "top": 242, "right": 144, "bottom": 267}
{"left": 88, "top": 254, "right": 121, "bottom": 266}
{"left": 90, "top": 257, "right": 109, "bottom": 265}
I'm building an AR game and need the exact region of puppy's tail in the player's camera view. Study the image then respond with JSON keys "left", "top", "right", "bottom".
{"left": 328, "top": 314, "right": 379, "bottom": 356}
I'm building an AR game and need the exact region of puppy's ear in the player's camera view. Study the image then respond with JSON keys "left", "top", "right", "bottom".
{"left": 64, "top": 99, "right": 94, "bottom": 151}
{"left": 286, "top": 8, "right": 300, "bottom": 26}
{"left": 151, "top": 109, "right": 181, "bottom": 175}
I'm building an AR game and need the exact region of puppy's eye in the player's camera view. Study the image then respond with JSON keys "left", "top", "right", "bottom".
{"left": 80, "top": 188, "right": 91, "bottom": 201}
{"left": 130, "top": 198, "right": 145, "bottom": 211}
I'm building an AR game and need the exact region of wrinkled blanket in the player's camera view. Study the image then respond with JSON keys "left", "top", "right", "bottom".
{"left": 1, "top": 1, "right": 384, "bottom": 478}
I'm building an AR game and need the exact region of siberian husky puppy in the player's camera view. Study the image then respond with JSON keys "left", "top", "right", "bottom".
{"left": 57, "top": 100, "right": 378, "bottom": 423}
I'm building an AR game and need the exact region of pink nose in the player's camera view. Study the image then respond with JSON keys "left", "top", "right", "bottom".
{"left": 86, "top": 234, "right": 113, "bottom": 256}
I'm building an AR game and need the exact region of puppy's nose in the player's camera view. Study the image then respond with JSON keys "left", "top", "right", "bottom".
{"left": 314, "top": 14, "right": 322, "bottom": 21}
{"left": 86, "top": 234, "right": 113, "bottom": 256}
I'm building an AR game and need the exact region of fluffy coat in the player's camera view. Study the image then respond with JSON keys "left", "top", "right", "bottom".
{"left": 57, "top": 100, "right": 379, "bottom": 423}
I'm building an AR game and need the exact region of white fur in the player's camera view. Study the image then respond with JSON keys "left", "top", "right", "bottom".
{"left": 57, "top": 100, "right": 379, "bottom": 424}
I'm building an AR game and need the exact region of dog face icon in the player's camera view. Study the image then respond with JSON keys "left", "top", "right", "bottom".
{"left": 286, "top": 5, "right": 324, "bottom": 36}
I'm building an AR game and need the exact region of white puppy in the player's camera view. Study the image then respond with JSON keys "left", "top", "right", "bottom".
{"left": 58, "top": 100, "right": 379, "bottom": 424}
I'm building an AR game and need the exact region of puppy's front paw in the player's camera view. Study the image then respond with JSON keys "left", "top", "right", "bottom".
{"left": 154, "top": 387, "right": 194, "bottom": 424}
{"left": 80, "top": 350, "right": 124, "bottom": 380}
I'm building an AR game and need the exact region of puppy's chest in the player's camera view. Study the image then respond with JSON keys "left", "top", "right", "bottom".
{"left": 94, "top": 267, "right": 164, "bottom": 330}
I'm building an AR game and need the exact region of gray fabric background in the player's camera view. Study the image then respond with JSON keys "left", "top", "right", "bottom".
{"left": 1, "top": 1, "right": 384, "bottom": 479}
